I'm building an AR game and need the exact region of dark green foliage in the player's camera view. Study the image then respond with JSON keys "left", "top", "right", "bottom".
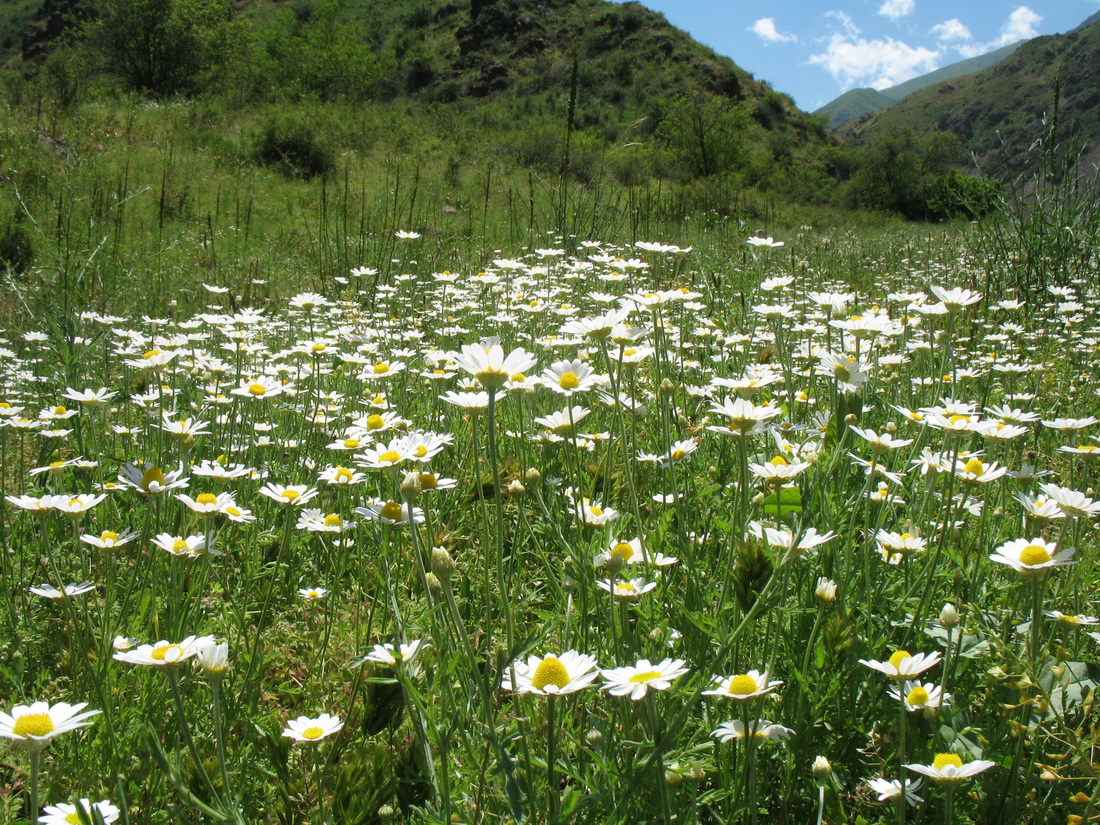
{"left": 655, "top": 93, "right": 755, "bottom": 179}
{"left": 846, "top": 126, "right": 967, "bottom": 219}
{"left": 925, "top": 169, "right": 1002, "bottom": 220}
{"left": 0, "top": 214, "right": 33, "bottom": 273}
{"left": 256, "top": 0, "right": 392, "bottom": 102}
{"left": 82, "top": 0, "right": 245, "bottom": 96}
{"left": 253, "top": 116, "right": 336, "bottom": 179}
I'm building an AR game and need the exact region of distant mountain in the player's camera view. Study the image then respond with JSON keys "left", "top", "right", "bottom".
{"left": 815, "top": 42, "right": 1023, "bottom": 128}
{"left": 837, "top": 17, "right": 1100, "bottom": 180}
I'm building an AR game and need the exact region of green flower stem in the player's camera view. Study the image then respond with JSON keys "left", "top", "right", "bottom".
{"left": 546, "top": 694, "right": 559, "bottom": 825}
{"left": 166, "top": 667, "right": 220, "bottom": 805}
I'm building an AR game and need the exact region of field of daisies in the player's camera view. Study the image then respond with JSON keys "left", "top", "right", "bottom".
{"left": 2, "top": 230, "right": 1100, "bottom": 825}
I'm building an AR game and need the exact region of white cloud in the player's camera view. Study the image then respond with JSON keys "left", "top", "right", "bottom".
{"left": 826, "top": 10, "right": 862, "bottom": 37}
{"left": 749, "top": 18, "right": 797, "bottom": 44}
{"left": 809, "top": 34, "right": 941, "bottom": 91}
{"left": 878, "top": 0, "right": 915, "bottom": 21}
{"left": 937, "top": 6, "right": 1042, "bottom": 59}
{"left": 998, "top": 6, "right": 1042, "bottom": 44}
{"left": 931, "top": 19, "right": 972, "bottom": 43}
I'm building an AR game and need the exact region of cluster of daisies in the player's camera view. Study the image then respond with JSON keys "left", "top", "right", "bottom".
{"left": 4, "top": 232, "right": 1100, "bottom": 820}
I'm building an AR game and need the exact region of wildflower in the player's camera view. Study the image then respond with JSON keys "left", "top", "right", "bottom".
{"left": 596, "top": 577, "right": 658, "bottom": 598}
{"left": 703, "top": 670, "right": 782, "bottom": 700}
{"left": 61, "top": 387, "right": 119, "bottom": 408}
{"left": 113, "top": 634, "right": 216, "bottom": 667}
{"left": 501, "top": 650, "right": 599, "bottom": 696}
{"left": 1045, "top": 611, "right": 1099, "bottom": 628}
{"left": 600, "top": 658, "right": 689, "bottom": 700}
{"left": 50, "top": 494, "right": 107, "bottom": 518}
{"left": 258, "top": 483, "right": 320, "bottom": 507}
{"left": 746, "top": 236, "right": 785, "bottom": 247}
{"left": 29, "top": 582, "right": 95, "bottom": 600}
{"left": 1037, "top": 483, "right": 1100, "bottom": 519}
{"left": 904, "top": 753, "right": 994, "bottom": 784}
{"left": 355, "top": 499, "right": 423, "bottom": 526}
{"left": 711, "top": 719, "right": 793, "bottom": 743}
{"left": 118, "top": 463, "right": 189, "bottom": 496}
{"left": 296, "top": 509, "right": 353, "bottom": 533}
{"left": 867, "top": 777, "right": 923, "bottom": 806}
{"left": 929, "top": 286, "right": 982, "bottom": 311}
{"left": 888, "top": 680, "right": 950, "bottom": 713}
{"left": 176, "top": 491, "right": 237, "bottom": 517}
{"left": 860, "top": 650, "right": 941, "bottom": 680}
{"left": 451, "top": 342, "right": 537, "bottom": 390}
{"left": 990, "top": 537, "right": 1075, "bottom": 574}
{"left": 282, "top": 713, "right": 343, "bottom": 742}
{"left": 80, "top": 528, "right": 140, "bottom": 550}
{"left": 318, "top": 465, "right": 366, "bottom": 486}
{"left": 151, "top": 533, "right": 210, "bottom": 558}
{"left": 360, "top": 640, "right": 428, "bottom": 667}
{"left": 542, "top": 359, "right": 602, "bottom": 396}
{"left": 39, "top": 799, "right": 121, "bottom": 825}
{"left": 299, "top": 587, "right": 328, "bottom": 600}
{"left": 230, "top": 376, "right": 284, "bottom": 399}
{"left": 0, "top": 701, "right": 100, "bottom": 752}
{"left": 815, "top": 578, "right": 837, "bottom": 602}
{"left": 706, "top": 397, "right": 782, "bottom": 437}
{"left": 195, "top": 640, "right": 229, "bottom": 675}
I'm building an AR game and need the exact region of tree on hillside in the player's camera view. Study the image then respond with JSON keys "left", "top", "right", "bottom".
{"left": 655, "top": 93, "right": 753, "bottom": 179}
{"left": 83, "top": 0, "right": 244, "bottom": 96}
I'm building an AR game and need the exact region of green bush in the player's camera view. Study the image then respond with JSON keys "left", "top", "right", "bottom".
{"left": 0, "top": 217, "right": 34, "bottom": 275}
{"left": 253, "top": 117, "right": 336, "bottom": 179}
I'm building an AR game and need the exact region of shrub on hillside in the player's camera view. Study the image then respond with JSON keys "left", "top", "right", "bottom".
{"left": 253, "top": 117, "right": 335, "bottom": 179}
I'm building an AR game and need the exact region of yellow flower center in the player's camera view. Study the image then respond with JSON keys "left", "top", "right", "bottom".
{"left": 615, "top": 582, "right": 638, "bottom": 595}
{"left": 380, "top": 501, "right": 403, "bottom": 521}
{"left": 366, "top": 414, "right": 384, "bottom": 430}
{"left": 589, "top": 506, "right": 603, "bottom": 517}
{"left": 963, "top": 458, "right": 984, "bottom": 476}
{"left": 531, "top": 656, "right": 570, "bottom": 690}
{"left": 196, "top": 493, "right": 217, "bottom": 505}
{"left": 414, "top": 445, "right": 428, "bottom": 458}
{"left": 629, "top": 670, "right": 662, "bottom": 683}
{"left": 727, "top": 674, "right": 759, "bottom": 696}
{"left": 335, "top": 468, "right": 353, "bottom": 483}
{"left": 281, "top": 489, "right": 300, "bottom": 501}
{"left": 311, "top": 343, "right": 326, "bottom": 353}
{"left": 143, "top": 349, "right": 161, "bottom": 359}
{"left": 373, "top": 363, "right": 390, "bottom": 374}
{"left": 140, "top": 466, "right": 166, "bottom": 491}
{"left": 100, "top": 530, "right": 119, "bottom": 544}
{"left": 12, "top": 713, "right": 55, "bottom": 738}
{"left": 54, "top": 405, "right": 67, "bottom": 415}
{"left": 379, "top": 450, "right": 402, "bottom": 465}
{"left": 611, "top": 542, "right": 634, "bottom": 562}
{"left": 906, "top": 686, "right": 930, "bottom": 706}
{"left": 172, "top": 540, "right": 190, "bottom": 553}
{"left": 323, "top": 514, "right": 342, "bottom": 527}
{"left": 151, "top": 643, "right": 184, "bottom": 661}
{"left": 888, "top": 650, "right": 912, "bottom": 671}
{"left": 901, "top": 532, "right": 914, "bottom": 540}
{"left": 343, "top": 438, "right": 360, "bottom": 449}
{"left": 302, "top": 726, "right": 324, "bottom": 740}
{"left": 933, "top": 753, "right": 963, "bottom": 770}
{"left": 671, "top": 449, "right": 686, "bottom": 462}
{"left": 948, "top": 414, "right": 971, "bottom": 425}
{"left": 65, "top": 813, "right": 85, "bottom": 824}
{"left": 248, "top": 383, "right": 267, "bottom": 396}
{"left": 559, "top": 372, "right": 580, "bottom": 390}
{"left": 833, "top": 364, "right": 851, "bottom": 382}
{"left": 225, "top": 507, "right": 241, "bottom": 517}
{"left": 419, "top": 473, "right": 438, "bottom": 490}
{"left": 1019, "top": 544, "right": 1052, "bottom": 566}
{"left": 770, "top": 455, "right": 788, "bottom": 467}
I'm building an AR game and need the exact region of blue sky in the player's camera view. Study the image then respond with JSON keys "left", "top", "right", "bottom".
{"left": 614, "top": 1, "right": 1099, "bottom": 111}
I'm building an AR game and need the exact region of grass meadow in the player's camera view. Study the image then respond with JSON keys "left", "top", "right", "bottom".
{"left": 2, "top": 95, "right": 1100, "bottom": 825}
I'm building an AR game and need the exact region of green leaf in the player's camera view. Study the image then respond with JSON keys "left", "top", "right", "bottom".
{"left": 761, "top": 486, "right": 802, "bottom": 516}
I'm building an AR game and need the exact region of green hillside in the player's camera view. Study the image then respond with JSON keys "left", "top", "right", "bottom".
{"left": 815, "top": 41, "right": 1022, "bottom": 129}
{"left": 838, "top": 19, "right": 1100, "bottom": 180}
